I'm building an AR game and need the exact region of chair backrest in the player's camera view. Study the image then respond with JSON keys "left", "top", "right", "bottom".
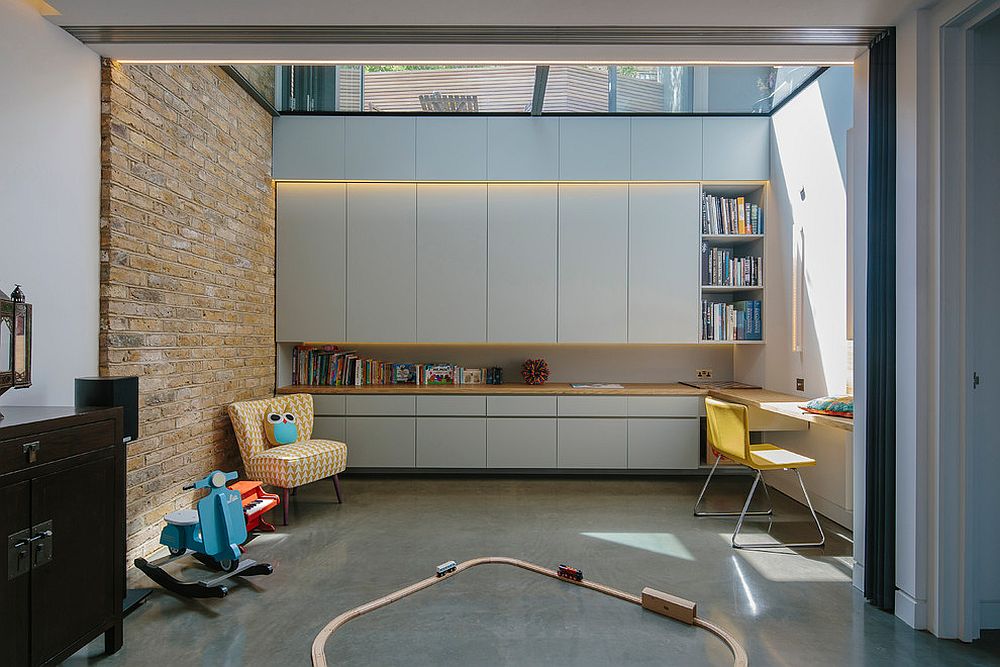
{"left": 704, "top": 397, "right": 751, "bottom": 463}
{"left": 227, "top": 394, "right": 315, "bottom": 464}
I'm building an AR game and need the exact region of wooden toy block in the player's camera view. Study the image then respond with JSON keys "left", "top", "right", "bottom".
{"left": 641, "top": 587, "right": 697, "bottom": 625}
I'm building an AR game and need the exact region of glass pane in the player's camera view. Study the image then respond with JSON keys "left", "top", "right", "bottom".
{"left": 0, "top": 319, "right": 10, "bottom": 373}
{"left": 615, "top": 66, "right": 693, "bottom": 113}
{"left": 542, "top": 65, "right": 609, "bottom": 112}
{"left": 230, "top": 65, "right": 276, "bottom": 108}
{"left": 362, "top": 65, "right": 533, "bottom": 112}
{"left": 769, "top": 66, "right": 823, "bottom": 109}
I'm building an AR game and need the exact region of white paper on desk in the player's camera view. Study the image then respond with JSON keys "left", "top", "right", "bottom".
{"left": 570, "top": 383, "right": 625, "bottom": 389}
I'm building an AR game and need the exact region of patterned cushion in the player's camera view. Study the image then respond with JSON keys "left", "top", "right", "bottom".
{"left": 802, "top": 395, "right": 854, "bottom": 418}
{"left": 228, "top": 394, "right": 346, "bottom": 488}
{"left": 247, "top": 439, "right": 347, "bottom": 488}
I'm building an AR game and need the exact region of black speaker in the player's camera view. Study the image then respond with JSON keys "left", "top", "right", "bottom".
{"left": 75, "top": 376, "right": 139, "bottom": 443}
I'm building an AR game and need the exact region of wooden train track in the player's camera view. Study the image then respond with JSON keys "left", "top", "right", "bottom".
{"left": 311, "top": 556, "right": 748, "bottom": 667}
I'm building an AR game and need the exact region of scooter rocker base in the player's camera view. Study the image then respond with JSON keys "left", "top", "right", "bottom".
{"left": 134, "top": 552, "right": 273, "bottom": 600}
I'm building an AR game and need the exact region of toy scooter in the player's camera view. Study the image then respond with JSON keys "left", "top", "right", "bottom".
{"left": 134, "top": 470, "right": 273, "bottom": 598}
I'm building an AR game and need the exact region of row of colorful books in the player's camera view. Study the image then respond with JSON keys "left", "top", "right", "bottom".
{"left": 702, "top": 194, "right": 763, "bottom": 235}
{"left": 701, "top": 300, "right": 763, "bottom": 341}
{"left": 291, "top": 345, "right": 504, "bottom": 386}
{"left": 701, "top": 245, "right": 762, "bottom": 287}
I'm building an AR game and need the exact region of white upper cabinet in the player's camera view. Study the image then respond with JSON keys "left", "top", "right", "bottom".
{"left": 416, "top": 184, "right": 488, "bottom": 342}
{"left": 559, "top": 117, "right": 631, "bottom": 181}
{"left": 275, "top": 183, "right": 347, "bottom": 342}
{"left": 487, "top": 184, "right": 558, "bottom": 342}
{"left": 272, "top": 116, "right": 346, "bottom": 180}
{"left": 628, "top": 184, "right": 700, "bottom": 343}
{"left": 487, "top": 117, "right": 559, "bottom": 181}
{"left": 345, "top": 117, "right": 416, "bottom": 181}
{"left": 416, "top": 118, "right": 488, "bottom": 181}
{"left": 346, "top": 183, "right": 417, "bottom": 341}
{"left": 558, "top": 184, "right": 629, "bottom": 342}
{"left": 702, "top": 117, "right": 770, "bottom": 181}
{"left": 630, "top": 117, "right": 703, "bottom": 180}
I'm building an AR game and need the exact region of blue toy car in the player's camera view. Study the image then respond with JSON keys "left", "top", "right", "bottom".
{"left": 159, "top": 470, "right": 247, "bottom": 572}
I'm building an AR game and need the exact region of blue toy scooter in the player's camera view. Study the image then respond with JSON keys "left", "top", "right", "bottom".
{"left": 134, "top": 470, "right": 273, "bottom": 598}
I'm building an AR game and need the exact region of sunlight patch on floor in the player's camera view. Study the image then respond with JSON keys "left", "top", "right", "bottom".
{"left": 581, "top": 532, "right": 695, "bottom": 561}
{"left": 735, "top": 547, "right": 853, "bottom": 583}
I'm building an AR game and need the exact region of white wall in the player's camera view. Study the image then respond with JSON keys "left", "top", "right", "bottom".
{"left": 0, "top": 0, "right": 100, "bottom": 407}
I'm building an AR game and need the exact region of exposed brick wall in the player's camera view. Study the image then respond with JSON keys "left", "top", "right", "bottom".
{"left": 99, "top": 60, "right": 275, "bottom": 561}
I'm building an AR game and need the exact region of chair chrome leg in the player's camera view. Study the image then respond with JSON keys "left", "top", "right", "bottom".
{"left": 732, "top": 468, "right": 826, "bottom": 550}
{"left": 694, "top": 454, "right": 774, "bottom": 517}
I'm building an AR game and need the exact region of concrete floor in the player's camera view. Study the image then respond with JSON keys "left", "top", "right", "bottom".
{"left": 69, "top": 476, "right": 1000, "bottom": 666}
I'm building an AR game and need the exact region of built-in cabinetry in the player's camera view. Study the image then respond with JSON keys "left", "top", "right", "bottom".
{"left": 309, "top": 392, "right": 700, "bottom": 471}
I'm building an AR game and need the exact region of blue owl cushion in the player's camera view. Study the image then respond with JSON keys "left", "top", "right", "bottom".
{"left": 265, "top": 411, "right": 299, "bottom": 446}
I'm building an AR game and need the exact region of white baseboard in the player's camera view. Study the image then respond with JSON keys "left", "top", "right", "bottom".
{"left": 981, "top": 601, "right": 1000, "bottom": 629}
{"left": 895, "top": 589, "right": 928, "bottom": 629}
{"left": 853, "top": 561, "right": 864, "bottom": 592}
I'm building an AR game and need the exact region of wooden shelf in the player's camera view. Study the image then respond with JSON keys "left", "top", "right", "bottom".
{"left": 710, "top": 388, "right": 854, "bottom": 433}
{"left": 701, "top": 234, "right": 764, "bottom": 243}
{"left": 697, "top": 340, "right": 765, "bottom": 345}
{"left": 278, "top": 382, "right": 706, "bottom": 396}
{"left": 700, "top": 285, "right": 764, "bottom": 292}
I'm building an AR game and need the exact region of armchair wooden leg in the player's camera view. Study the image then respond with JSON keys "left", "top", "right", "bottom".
{"left": 332, "top": 474, "right": 343, "bottom": 503}
{"left": 281, "top": 487, "right": 290, "bottom": 525}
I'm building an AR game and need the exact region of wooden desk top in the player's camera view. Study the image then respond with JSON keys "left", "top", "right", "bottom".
{"left": 276, "top": 383, "right": 854, "bottom": 432}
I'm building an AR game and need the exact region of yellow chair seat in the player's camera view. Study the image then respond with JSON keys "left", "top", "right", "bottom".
{"left": 247, "top": 439, "right": 347, "bottom": 489}
{"left": 747, "top": 444, "right": 816, "bottom": 470}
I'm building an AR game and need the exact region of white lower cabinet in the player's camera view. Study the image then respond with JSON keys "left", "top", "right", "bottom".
{"left": 345, "top": 417, "right": 415, "bottom": 468}
{"left": 313, "top": 416, "right": 346, "bottom": 443}
{"left": 557, "top": 418, "right": 628, "bottom": 469}
{"left": 627, "top": 418, "right": 699, "bottom": 469}
{"left": 416, "top": 418, "right": 487, "bottom": 468}
{"left": 487, "top": 418, "right": 557, "bottom": 468}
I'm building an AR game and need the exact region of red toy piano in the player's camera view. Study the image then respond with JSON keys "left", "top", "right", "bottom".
{"left": 229, "top": 480, "right": 281, "bottom": 534}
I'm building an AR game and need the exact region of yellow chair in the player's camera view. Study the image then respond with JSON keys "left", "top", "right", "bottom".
{"left": 694, "top": 397, "right": 825, "bottom": 549}
{"left": 228, "top": 394, "right": 347, "bottom": 525}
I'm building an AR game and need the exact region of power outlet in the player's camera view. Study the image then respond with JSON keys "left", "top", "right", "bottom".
{"left": 796, "top": 378, "right": 805, "bottom": 391}
{"left": 696, "top": 369, "right": 713, "bottom": 379}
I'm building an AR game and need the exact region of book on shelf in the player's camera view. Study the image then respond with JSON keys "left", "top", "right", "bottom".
{"left": 701, "top": 299, "right": 762, "bottom": 341}
{"left": 700, "top": 243, "right": 762, "bottom": 287}
{"left": 291, "top": 345, "right": 504, "bottom": 387}
{"left": 702, "top": 193, "right": 763, "bottom": 235}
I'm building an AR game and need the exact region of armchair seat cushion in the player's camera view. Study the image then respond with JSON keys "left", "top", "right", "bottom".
{"left": 248, "top": 439, "right": 347, "bottom": 488}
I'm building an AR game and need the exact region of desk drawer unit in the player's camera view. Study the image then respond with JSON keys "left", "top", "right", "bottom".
{"left": 557, "top": 396, "right": 628, "bottom": 417}
{"left": 346, "top": 395, "right": 416, "bottom": 416}
{"left": 486, "top": 418, "right": 557, "bottom": 468}
{"left": 416, "top": 396, "right": 486, "bottom": 416}
{"left": 313, "top": 416, "right": 347, "bottom": 442}
{"left": 313, "top": 395, "right": 347, "bottom": 416}
{"left": 626, "top": 396, "right": 700, "bottom": 417}
{"left": 416, "top": 418, "right": 487, "bottom": 467}
{"left": 557, "top": 418, "right": 627, "bottom": 468}
{"left": 0, "top": 419, "right": 117, "bottom": 476}
{"left": 627, "top": 418, "right": 699, "bottom": 469}
{"left": 345, "top": 417, "right": 415, "bottom": 467}
{"left": 486, "top": 396, "right": 557, "bottom": 416}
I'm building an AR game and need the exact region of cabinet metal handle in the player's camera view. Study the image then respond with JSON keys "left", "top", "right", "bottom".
{"left": 22, "top": 440, "right": 40, "bottom": 463}
{"left": 13, "top": 530, "right": 50, "bottom": 549}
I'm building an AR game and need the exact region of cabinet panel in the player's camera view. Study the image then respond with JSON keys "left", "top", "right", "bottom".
{"left": 416, "top": 418, "right": 487, "bottom": 467}
{"left": 487, "top": 117, "right": 559, "bottom": 181}
{"left": 346, "top": 184, "right": 417, "bottom": 341}
{"left": 346, "top": 395, "right": 416, "bottom": 416}
{"left": 557, "top": 396, "right": 628, "bottom": 417}
{"left": 416, "top": 184, "right": 487, "bottom": 342}
{"left": 557, "top": 185, "right": 629, "bottom": 342}
{"left": 557, "top": 418, "right": 627, "bottom": 468}
{"left": 272, "top": 116, "right": 345, "bottom": 180}
{"left": 626, "top": 396, "right": 701, "bottom": 417}
{"left": 702, "top": 117, "right": 770, "bottom": 181}
{"left": 630, "top": 117, "right": 703, "bottom": 180}
{"left": 345, "top": 117, "right": 416, "bottom": 180}
{"left": 313, "top": 416, "right": 346, "bottom": 442}
{"left": 486, "top": 396, "right": 557, "bottom": 417}
{"left": 313, "top": 395, "right": 347, "bottom": 416}
{"left": 558, "top": 117, "right": 631, "bottom": 180}
{"left": 627, "top": 418, "right": 699, "bottom": 469}
{"left": 627, "top": 184, "right": 700, "bottom": 342}
{"left": 416, "top": 396, "right": 486, "bottom": 416}
{"left": 31, "top": 456, "right": 117, "bottom": 664}
{"left": 487, "top": 418, "right": 557, "bottom": 468}
{"left": 416, "top": 118, "right": 487, "bottom": 180}
{"left": 487, "top": 184, "right": 558, "bottom": 342}
{"left": 345, "top": 417, "right": 416, "bottom": 467}
{"left": 1, "top": 480, "right": 30, "bottom": 666}
{"left": 276, "top": 183, "right": 347, "bottom": 342}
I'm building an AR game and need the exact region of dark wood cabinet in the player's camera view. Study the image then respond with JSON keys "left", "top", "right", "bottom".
{"left": 0, "top": 407, "right": 124, "bottom": 666}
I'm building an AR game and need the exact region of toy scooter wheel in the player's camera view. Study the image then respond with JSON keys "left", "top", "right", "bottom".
{"left": 168, "top": 547, "right": 185, "bottom": 557}
{"left": 219, "top": 558, "right": 239, "bottom": 573}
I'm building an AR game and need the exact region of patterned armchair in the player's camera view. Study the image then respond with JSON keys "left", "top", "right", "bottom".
{"left": 228, "top": 393, "right": 347, "bottom": 525}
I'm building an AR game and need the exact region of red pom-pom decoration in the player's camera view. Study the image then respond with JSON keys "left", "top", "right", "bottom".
{"left": 521, "top": 358, "right": 550, "bottom": 385}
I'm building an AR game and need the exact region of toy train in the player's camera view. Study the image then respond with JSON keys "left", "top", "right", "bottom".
{"left": 557, "top": 564, "right": 583, "bottom": 582}
{"left": 436, "top": 560, "right": 458, "bottom": 577}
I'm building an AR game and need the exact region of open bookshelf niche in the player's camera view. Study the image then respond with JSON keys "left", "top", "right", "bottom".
{"left": 700, "top": 184, "right": 765, "bottom": 343}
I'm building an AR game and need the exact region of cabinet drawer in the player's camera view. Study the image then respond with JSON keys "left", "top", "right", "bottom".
{"left": 557, "top": 396, "right": 628, "bottom": 417}
{"left": 313, "top": 395, "right": 347, "bottom": 416}
{"left": 627, "top": 419, "right": 699, "bottom": 469}
{"left": 626, "top": 396, "right": 701, "bottom": 417}
{"left": 416, "top": 418, "right": 486, "bottom": 467}
{"left": 557, "top": 418, "right": 627, "bottom": 468}
{"left": 313, "top": 416, "right": 346, "bottom": 442}
{"left": 416, "top": 396, "right": 486, "bottom": 416}
{"left": 346, "top": 395, "right": 416, "bottom": 416}
{"left": 487, "top": 418, "right": 557, "bottom": 468}
{"left": 0, "top": 418, "right": 117, "bottom": 475}
{"left": 345, "top": 417, "right": 415, "bottom": 467}
{"left": 486, "top": 396, "right": 557, "bottom": 417}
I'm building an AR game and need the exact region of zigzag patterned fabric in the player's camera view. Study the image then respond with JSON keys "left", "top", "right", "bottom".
{"left": 228, "top": 394, "right": 347, "bottom": 488}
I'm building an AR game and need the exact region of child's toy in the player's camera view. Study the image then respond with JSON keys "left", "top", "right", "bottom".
{"left": 265, "top": 410, "right": 299, "bottom": 446}
{"left": 557, "top": 563, "right": 584, "bottom": 582}
{"left": 230, "top": 479, "right": 281, "bottom": 534}
{"left": 134, "top": 470, "right": 273, "bottom": 598}
{"left": 436, "top": 560, "right": 458, "bottom": 577}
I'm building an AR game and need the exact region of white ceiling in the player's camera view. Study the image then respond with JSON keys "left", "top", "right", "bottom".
{"left": 39, "top": 0, "right": 927, "bottom": 63}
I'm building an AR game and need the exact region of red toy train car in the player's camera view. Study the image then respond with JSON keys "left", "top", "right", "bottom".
{"left": 557, "top": 564, "right": 583, "bottom": 582}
